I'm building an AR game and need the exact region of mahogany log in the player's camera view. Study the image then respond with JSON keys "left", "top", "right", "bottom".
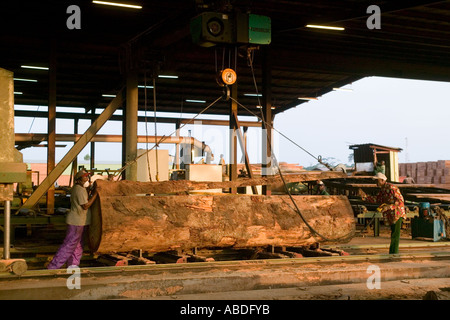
{"left": 88, "top": 181, "right": 355, "bottom": 254}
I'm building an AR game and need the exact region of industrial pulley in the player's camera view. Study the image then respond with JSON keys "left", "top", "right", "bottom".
{"left": 216, "top": 68, "right": 237, "bottom": 87}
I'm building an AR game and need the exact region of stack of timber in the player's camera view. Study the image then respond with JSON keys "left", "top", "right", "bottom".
{"left": 88, "top": 171, "right": 355, "bottom": 254}
{"left": 399, "top": 160, "right": 450, "bottom": 185}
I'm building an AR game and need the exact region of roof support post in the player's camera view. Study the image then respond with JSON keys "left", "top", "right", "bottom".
{"left": 231, "top": 114, "right": 258, "bottom": 194}
{"left": 46, "top": 44, "right": 56, "bottom": 214}
{"left": 90, "top": 112, "right": 96, "bottom": 170}
{"left": 261, "top": 47, "right": 273, "bottom": 196}
{"left": 69, "top": 118, "right": 79, "bottom": 187}
{"left": 175, "top": 120, "right": 181, "bottom": 169}
{"left": 125, "top": 71, "right": 138, "bottom": 181}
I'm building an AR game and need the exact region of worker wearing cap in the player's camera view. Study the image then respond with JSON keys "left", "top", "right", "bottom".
{"left": 358, "top": 172, "right": 406, "bottom": 254}
{"left": 47, "top": 170, "right": 98, "bottom": 269}
{"left": 403, "top": 173, "right": 415, "bottom": 184}
{"left": 316, "top": 180, "right": 330, "bottom": 195}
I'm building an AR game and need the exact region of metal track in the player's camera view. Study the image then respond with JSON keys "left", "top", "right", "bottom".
{"left": 1, "top": 250, "right": 449, "bottom": 300}
{"left": 1, "top": 250, "right": 449, "bottom": 280}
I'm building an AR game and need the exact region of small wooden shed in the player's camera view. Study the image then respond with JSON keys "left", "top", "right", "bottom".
{"left": 349, "top": 143, "right": 402, "bottom": 182}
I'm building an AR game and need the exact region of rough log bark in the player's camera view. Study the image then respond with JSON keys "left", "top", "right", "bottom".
{"left": 95, "top": 171, "right": 347, "bottom": 196}
{"left": 88, "top": 184, "right": 355, "bottom": 254}
{"left": 0, "top": 259, "right": 27, "bottom": 275}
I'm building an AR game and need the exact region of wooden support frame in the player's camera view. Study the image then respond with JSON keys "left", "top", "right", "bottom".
{"left": 18, "top": 90, "right": 125, "bottom": 212}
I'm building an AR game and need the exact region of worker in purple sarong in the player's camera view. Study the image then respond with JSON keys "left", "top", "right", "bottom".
{"left": 47, "top": 170, "right": 98, "bottom": 269}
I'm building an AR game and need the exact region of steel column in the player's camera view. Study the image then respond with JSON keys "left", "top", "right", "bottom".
{"left": 3, "top": 200, "right": 10, "bottom": 259}
{"left": 46, "top": 45, "right": 56, "bottom": 214}
{"left": 232, "top": 114, "right": 257, "bottom": 194}
{"left": 70, "top": 118, "right": 79, "bottom": 186}
{"left": 90, "top": 112, "right": 96, "bottom": 170}
{"left": 175, "top": 120, "right": 181, "bottom": 169}
{"left": 261, "top": 47, "right": 273, "bottom": 196}
{"left": 125, "top": 72, "right": 138, "bottom": 181}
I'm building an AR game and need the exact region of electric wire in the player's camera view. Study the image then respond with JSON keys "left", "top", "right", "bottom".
{"left": 27, "top": 105, "right": 40, "bottom": 133}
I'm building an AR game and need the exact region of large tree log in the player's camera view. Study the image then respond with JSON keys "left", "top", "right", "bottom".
{"left": 88, "top": 184, "right": 355, "bottom": 254}
{"left": 95, "top": 171, "right": 347, "bottom": 196}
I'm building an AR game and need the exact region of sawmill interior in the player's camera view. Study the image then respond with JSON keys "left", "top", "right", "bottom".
{"left": 1, "top": 0, "right": 450, "bottom": 302}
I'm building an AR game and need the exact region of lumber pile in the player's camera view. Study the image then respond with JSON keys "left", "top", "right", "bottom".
{"left": 399, "top": 160, "right": 450, "bottom": 184}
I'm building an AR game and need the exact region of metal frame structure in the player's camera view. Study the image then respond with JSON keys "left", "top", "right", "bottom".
{"left": 1, "top": 1, "right": 450, "bottom": 258}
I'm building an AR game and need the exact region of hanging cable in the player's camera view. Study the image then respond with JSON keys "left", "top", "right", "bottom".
{"left": 230, "top": 96, "right": 319, "bottom": 162}
{"left": 27, "top": 105, "right": 40, "bottom": 133}
{"left": 240, "top": 52, "right": 354, "bottom": 242}
{"left": 229, "top": 94, "right": 354, "bottom": 243}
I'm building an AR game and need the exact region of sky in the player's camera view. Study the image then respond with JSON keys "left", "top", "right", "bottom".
{"left": 14, "top": 76, "right": 450, "bottom": 168}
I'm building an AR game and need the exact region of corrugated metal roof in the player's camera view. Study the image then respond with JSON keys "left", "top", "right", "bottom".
{"left": 1, "top": 0, "right": 449, "bottom": 117}
{"left": 349, "top": 143, "right": 403, "bottom": 152}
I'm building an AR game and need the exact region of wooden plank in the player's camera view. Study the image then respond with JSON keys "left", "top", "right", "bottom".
{"left": 405, "top": 194, "right": 450, "bottom": 198}
{"left": 327, "top": 182, "right": 444, "bottom": 189}
{"left": 404, "top": 193, "right": 450, "bottom": 203}
{"left": 88, "top": 191, "right": 355, "bottom": 254}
